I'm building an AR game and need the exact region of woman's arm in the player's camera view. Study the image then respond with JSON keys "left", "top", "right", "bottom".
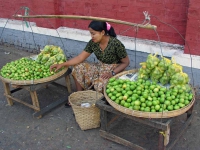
{"left": 101, "top": 56, "right": 130, "bottom": 79}
{"left": 50, "top": 51, "right": 91, "bottom": 72}
{"left": 113, "top": 56, "right": 130, "bottom": 74}
{"left": 63, "top": 51, "right": 91, "bottom": 66}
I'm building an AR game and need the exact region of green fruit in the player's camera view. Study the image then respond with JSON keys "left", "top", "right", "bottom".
{"left": 124, "top": 102, "right": 130, "bottom": 108}
{"left": 174, "top": 105, "right": 180, "bottom": 110}
{"left": 155, "top": 105, "right": 160, "bottom": 111}
{"left": 133, "top": 105, "right": 140, "bottom": 110}
{"left": 144, "top": 107, "right": 150, "bottom": 112}
{"left": 134, "top": 100, "right": 141, "bottom": 106}
{"left": 167, "top": 105, "right": 174, "bottom": 111}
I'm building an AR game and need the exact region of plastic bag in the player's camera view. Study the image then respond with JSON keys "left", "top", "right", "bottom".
{"left": 55, "top": 53, "right": 67, "bottom": 62}
{"left": 158, "top": 56, "right": 171, "bottom": 71}
{"left": 42, "top": 45, "right": 52, "bottom": 54}
{"left": 146, "top": 53, "right": 160, "bottom": 70}
{"left": 167, "top": 57, "right": 182, "bottom": 76}
{"left": 150, "top": 66, "right": 164, "bottom": 83}
{"left": 170, "top": 71, "right": 189, "bottom": 85}
{"left": 45, "top": 56, "right": 57, "bottom": 67}
{"left": 159, "top": 71, "right": 170, "bottom": 85}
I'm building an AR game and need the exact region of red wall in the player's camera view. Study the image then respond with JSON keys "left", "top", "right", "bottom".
{"left": 184, "top": 0, "right": 200, "bottom": 55}
{"left": 0, "top": 0, "right": 198, "bottom": 55}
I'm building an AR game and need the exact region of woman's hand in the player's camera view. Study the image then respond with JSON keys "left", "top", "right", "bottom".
{"left": 50, "top": 63, "right": 63, "bottom": 72}
{"left": 101, "top": 72, "right": 113, "bottom": 79}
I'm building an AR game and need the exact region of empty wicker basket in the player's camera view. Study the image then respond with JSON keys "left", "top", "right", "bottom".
{"left": 69, "top": 90, "right": 103, "bottom": 130}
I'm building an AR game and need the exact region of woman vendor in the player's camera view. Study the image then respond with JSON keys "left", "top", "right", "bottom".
{"left": 50, "top": 21, "right": 130, "bottom": 93}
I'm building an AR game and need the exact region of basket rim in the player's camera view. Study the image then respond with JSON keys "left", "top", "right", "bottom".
{"left": 104, "top": 69, "right": 196, "bottom": 119}
{"left": 0, "top": 55, "right": 68, "bottom": 85}
{"left": 69, "top": 90, "right": 104, "bottom": 108}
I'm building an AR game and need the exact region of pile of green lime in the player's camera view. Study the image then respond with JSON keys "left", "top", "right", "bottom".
{"left": 0, "top": 57, "right": 55, "bottom": 80}
{"left": 106, "top": 77, "right": 193, "bottom": 112}
{"left": 0, "top": 45, "right": 67, "bottom": 80}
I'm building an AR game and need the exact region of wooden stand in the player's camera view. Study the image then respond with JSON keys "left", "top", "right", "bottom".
{"left": 96, "top": 97, "right": 194, "bottom": 150}
{"left": 1, "top": 68, "right": 72, "bottom": 119}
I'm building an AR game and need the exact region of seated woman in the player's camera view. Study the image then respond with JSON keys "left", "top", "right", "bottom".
{"left": 50, "top": 21, "right": 130, "bottom": 94}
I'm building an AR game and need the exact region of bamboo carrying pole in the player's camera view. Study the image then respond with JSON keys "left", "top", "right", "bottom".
{"left": 13, "top": 15, "right": 157, "bottom": 30}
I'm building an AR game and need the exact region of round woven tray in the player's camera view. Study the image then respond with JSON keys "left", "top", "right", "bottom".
{"left": 104, "top": 69, "right": 196, "bottom": 118}
{"left": 0, "top": 55, "right": 68, "bottom": 85}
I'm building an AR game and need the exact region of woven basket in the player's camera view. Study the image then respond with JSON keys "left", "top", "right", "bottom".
{"left": 0, "top": 55, "right": 68, "bottom": 85}
{"left": 69, "top": 90, "right": 104, "bottom": 130}
{"left": 104, "top": 69, "right": 196, "bottom": 119}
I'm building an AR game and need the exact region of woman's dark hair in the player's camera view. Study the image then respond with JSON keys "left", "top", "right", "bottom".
{"left": 88, "top": 21, "right": 116, "bottom": 37}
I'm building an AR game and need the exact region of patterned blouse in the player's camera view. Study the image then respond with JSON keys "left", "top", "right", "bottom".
{"left": 84, "top": 37, "right": 127, "bottom": 64}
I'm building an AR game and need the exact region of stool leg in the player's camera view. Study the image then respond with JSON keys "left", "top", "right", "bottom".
{"left": 30, "top": 91, "right": 41, "bottom": 118}
{"left": 100, "top": 109, "right": 108, "bottom": 131}
{"left": 2, "top": 82, "right": 13, "bottom": 106}
{"left": 158, "top": 125, "right": 170, "bottom": 150}
{"left": 187, "top": 105, "right": 193, "bottom": 119}
{"left": 65, "top": 75, "right": 72, "bottom": 93}
{"left": 164, "top": 126, "right": 170, "bottom": 147}
{"left": 158, "top": 132, "right": 165, "bottom": 150}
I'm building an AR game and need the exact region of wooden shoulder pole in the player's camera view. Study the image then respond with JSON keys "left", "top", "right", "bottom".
{"left": 13, "top": 15, "right": 157, "bottom": 30}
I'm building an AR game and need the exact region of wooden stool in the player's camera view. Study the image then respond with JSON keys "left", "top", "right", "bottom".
{"left": 96, "top": 97, "right": 194, "bottom": 150}
{"left": 1, "top": 68, "right": 72, "bottom": 119}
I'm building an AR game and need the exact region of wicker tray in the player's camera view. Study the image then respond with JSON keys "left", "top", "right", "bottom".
{"left": 0, "top": 55, "right": 68, "bottom": 85}
{"left": 104, "top": 69, "right": 196, "bottom": 118}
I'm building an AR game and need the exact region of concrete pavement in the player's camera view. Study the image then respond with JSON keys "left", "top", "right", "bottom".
{"left": 0, "top": 45, "right": 200, "bottom": 150}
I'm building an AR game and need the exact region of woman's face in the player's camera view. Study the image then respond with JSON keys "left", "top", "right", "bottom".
{"left": 89, "top": 28, "right": 104, "bottom": 43}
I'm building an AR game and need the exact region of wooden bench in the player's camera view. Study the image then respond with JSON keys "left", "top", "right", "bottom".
{"left": 96, "top": 97, "right": 194, "bottom": 150}
{"left": 1, "top": 68, "right": 72, "bottom": 119}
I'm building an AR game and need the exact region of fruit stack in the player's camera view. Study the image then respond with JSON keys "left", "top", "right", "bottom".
{"left": 0, "top": 45, "right": 67, "bottom": 80}
{"left": 105, "top": 54, "right": 194, "bottom": 113}
{"left": 106, "top": 77, "right": 193, "bottom": 112}
{"left": 138, "top": 54, "right": 189, "bottom": 86}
